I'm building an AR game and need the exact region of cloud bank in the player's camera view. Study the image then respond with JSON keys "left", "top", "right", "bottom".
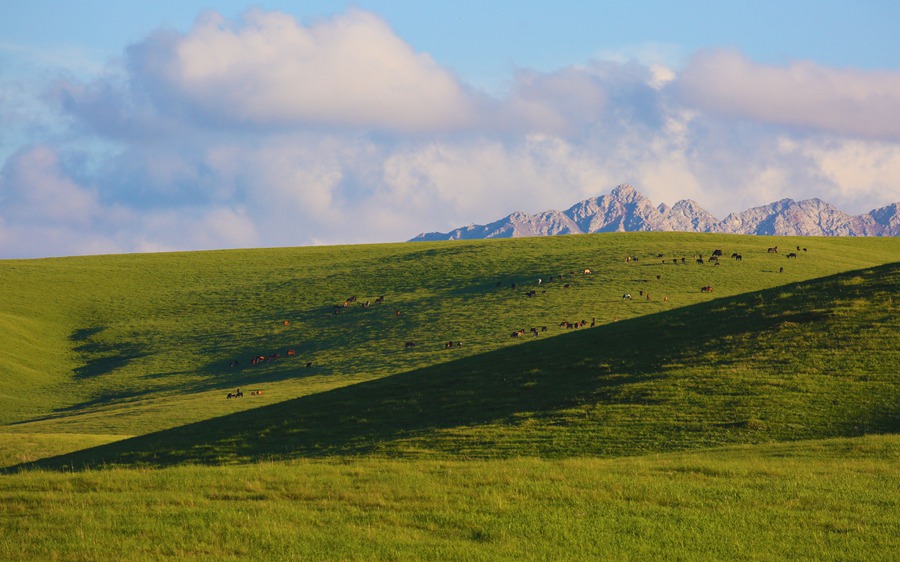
{"left": 676, "top": 49, "right": 900, "bottom": 140}
{"left": 2, "top": 8, "right": 900, "bottom": 258}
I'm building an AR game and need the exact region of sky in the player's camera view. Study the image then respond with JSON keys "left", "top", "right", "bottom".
{"left": 2, "top": 1, "right": 900, "bottom": 258}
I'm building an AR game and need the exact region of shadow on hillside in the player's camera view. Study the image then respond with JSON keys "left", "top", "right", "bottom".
{"left": 10, "top": 263, "right": 899, "bottom": 472}
{"left": 70, "top": 326, "right": 146, "bottom": 380}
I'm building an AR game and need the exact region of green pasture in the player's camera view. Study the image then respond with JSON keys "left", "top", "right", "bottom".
{"left": 2, "top": 233, "right": 896, "bottom": 439}
{"left": 1, "top": 232, "right": 898, "bottom": 559}
{"left": 1, "top": 435, "right": 897, "bottom": 561}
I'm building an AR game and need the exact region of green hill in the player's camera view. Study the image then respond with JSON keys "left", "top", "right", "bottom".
{"left": 1, "top": 232, "right": 897, "bottom": 468}
{"left": 16, "top": 260, "right": 899, "bottom": 470}
{"left": 1, "top": 232, "right": 898, "bottom": 561}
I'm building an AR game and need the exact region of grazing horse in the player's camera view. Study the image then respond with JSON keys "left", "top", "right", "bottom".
{"left": 622, "top": 293, "right": 632, "bottom": 300}
{"left": 701, "top": 285, "right": 713, "bottom": 293}
{"left": 712, "top": 249, "right": 723, "bottom": 257}
{"left": 404, "top": 341, "right": 416, "bottom": 349}
{"left": 227, "top": 389, "right": 243, "bottom": 399}
{"left": 786, "top": 252, "right": 797, "bottom": 259}
{"left": 287, "top": 349, "right": 296, "bottom": 356}
{"left": 696, "top": 258, "right": 704, "bottom": 265}
{"left": 768, "top": 246, "right": 778, "bottom": 253}
{"left": 583, "top": 268, "right": 592, "bottom": 275}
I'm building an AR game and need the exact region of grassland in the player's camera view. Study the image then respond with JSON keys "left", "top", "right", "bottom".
{"left": 1, "top": 232, "right": 898, "bottom": 560}
{"left": 2, "top": 435, "right": 897, "bottom": 561}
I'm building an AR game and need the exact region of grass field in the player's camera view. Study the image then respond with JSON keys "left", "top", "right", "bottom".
{"left": 2, "top": 436, "right": 897, "bottom": 561}
{"left": 1, "top": 232, "right": 898, "bottom": 559}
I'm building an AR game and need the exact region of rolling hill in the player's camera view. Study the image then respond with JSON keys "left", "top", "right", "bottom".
{"left": 1, "top": 232, "right": 897, "bottom": 468}
{"left": 1, "top": 232, "right": 898, "bottom": 560}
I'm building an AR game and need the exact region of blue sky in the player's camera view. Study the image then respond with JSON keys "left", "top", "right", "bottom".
{"left": 2, "top": 1, "right": 899, "bottom": 257}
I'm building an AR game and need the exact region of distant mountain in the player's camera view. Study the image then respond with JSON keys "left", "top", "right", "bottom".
{"left": 410, "top": 184, "right": 900, "bottom": 241}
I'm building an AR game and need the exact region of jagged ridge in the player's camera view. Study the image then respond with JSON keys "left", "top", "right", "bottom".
{"left": 411, "top": 184, "right": 900, "bottom": 241}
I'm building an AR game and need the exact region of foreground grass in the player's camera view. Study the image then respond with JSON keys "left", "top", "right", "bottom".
{"left": 0, "top": 434, "right": 126, "bottom": 468}
{"left": 1, "top": 435, "right": 897, "bottom": 561}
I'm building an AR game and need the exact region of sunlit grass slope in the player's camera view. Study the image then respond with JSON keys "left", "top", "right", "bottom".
{"left": 2, "top": 435, "right": 897, "bottom": 561}
{"left": 1, "top": 233, "right": 898, "bottom": 561}
{"left": 16, "top": 258, "right": 899, "bottom": 470}
{"left": 2, "top": 233, "right": 897, "bottom": 441}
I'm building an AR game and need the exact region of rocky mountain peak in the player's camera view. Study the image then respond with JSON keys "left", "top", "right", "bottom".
{"left": 409, "top": 186, "right": 900, "bottom": 241}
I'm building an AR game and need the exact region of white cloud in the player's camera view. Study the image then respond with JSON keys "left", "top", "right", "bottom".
{"left": 3, "top": 8, "right": 900, "bottom": 259}
{"left": 126, "top": 9, "right": 478, "bottom": 133}
{"left": 675, "top": 49, "right": 900, "bottom": 140}
{"left": 134, "top": 206, "right": 259, "bottom": 252}
{"left": 784, "top": 138, "right": 900, "bottom": 213}
{"left": 593, "top": 42, "right": 685, "bottom": 70}
{"left": 0, "top": 145, "right": 100, "bottom": 224}
{"left": 382, "top": 136, "right": 615, "bottom": 231}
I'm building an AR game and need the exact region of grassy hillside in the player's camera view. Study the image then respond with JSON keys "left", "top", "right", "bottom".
{"left": 14, "top": 260, "right": 898, "bottom": 469}
{"left": 0, "top": 232, "right": 895, "bottom": 468}
{"left": 1, "top": 232, "right": 898, "bottom": 560}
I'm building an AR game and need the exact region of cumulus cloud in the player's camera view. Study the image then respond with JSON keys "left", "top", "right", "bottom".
{"left": 0, "top": 145, "right": 100, "bottom": 224}
{"left": 783, "top": 138, "right": 900, "bottom": 212}
{"left": 675, "top": 49, "right": 900, "bottom": 140}
{"left": 58, "top": 9, "right": 631, "bottom": 139}
{"left": 3, "top": 8, "right": 900, "bottom": 259}
{"left": 0, "top": 144, "right": 260, "bottom": 258}
{"left": 124, "top": 9, "right": 479, "bottom": 133}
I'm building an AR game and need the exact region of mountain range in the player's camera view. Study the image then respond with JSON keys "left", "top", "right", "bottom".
{"left": 410, "top": 184, "right": 900, "bottom": 241}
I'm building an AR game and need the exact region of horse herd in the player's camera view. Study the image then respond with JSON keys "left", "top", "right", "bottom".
{"left": 226, "top": 388, "right": 265, "bottom": 399}
{"left": 226, "top": 243, "right": 803, "bottom": 398}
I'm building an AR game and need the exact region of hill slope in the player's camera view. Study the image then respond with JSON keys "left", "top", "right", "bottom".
{"left": 2, "top": 233, "right": 899, "bottom": 468}
{"left": 15, "top": 260, "right": 898, "bottom": 470}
